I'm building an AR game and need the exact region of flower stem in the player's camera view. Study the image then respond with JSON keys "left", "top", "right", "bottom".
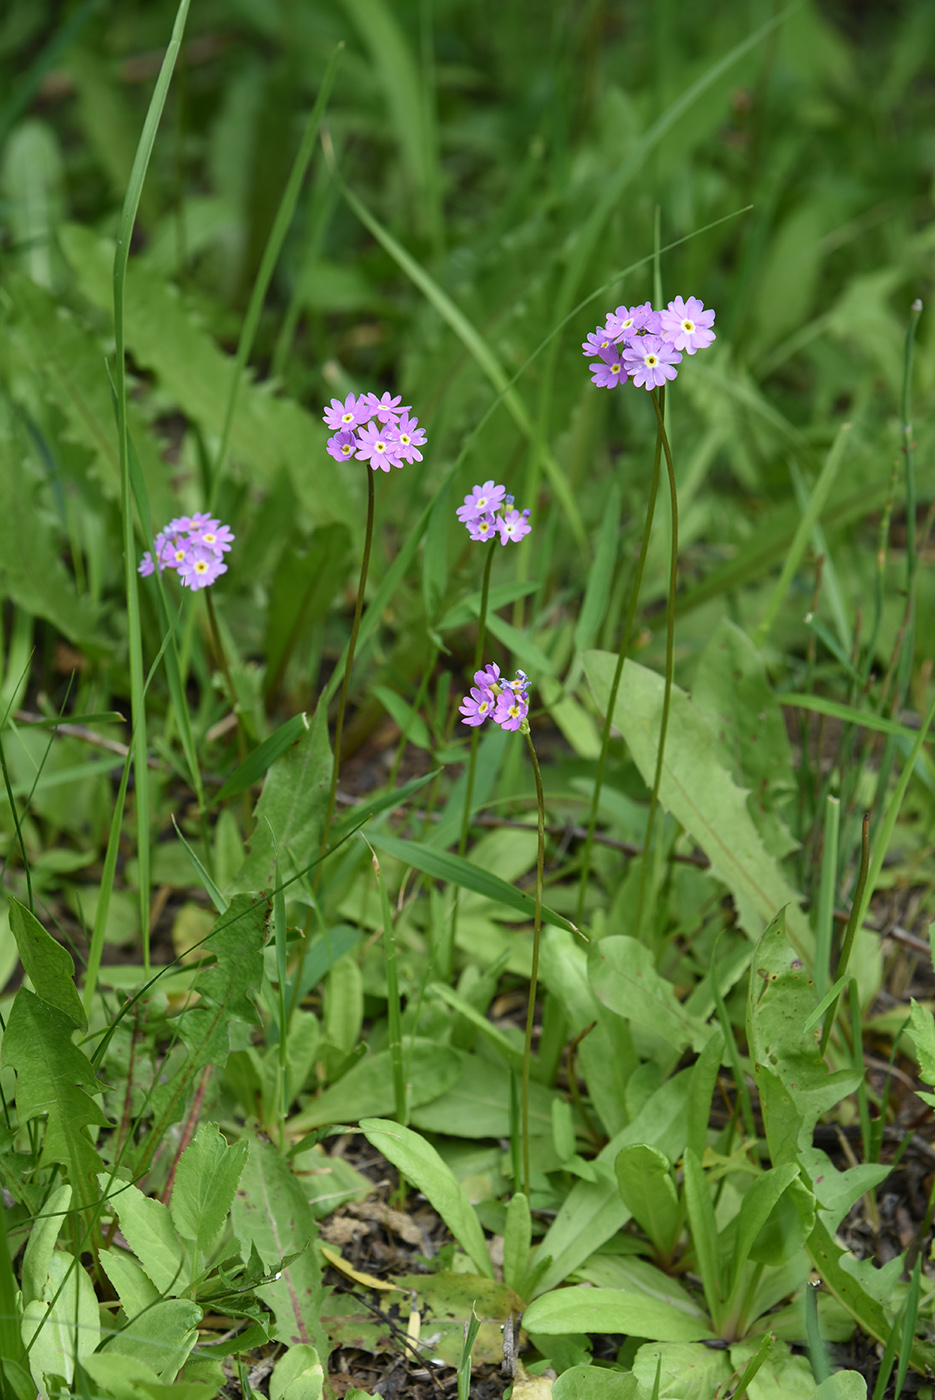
{"left": 458, "top": 544, "right": 496, "bottom": 857}
{"left": 522, "top": 726, "right": 546, "bottom": 1199}
{"left": 575, "top": 398, "right": 665, "bottom": 926}
{"left": 635, "top": 388, "right": 678, "bottom": 944}
{"left": 320, "top": 467, "right": 376, "bottom": 869}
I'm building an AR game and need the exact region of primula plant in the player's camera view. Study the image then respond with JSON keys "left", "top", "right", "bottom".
{"left": 2, "top": 3, "right": 935, "bottom": 1399}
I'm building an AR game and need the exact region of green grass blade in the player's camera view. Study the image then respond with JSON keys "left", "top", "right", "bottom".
{"left": 214, "top": 713, "right": 311, "bottom": 804}
{"left": 777, "top": 693, "right": 923, "bottom": 743}
{"left": 210, "top": 42, "right": 343, "bottom": 506}
{"left": 754, "top": 423, "right": 852, "bottom": 647}
{"left": 815, "top": 794, "right": 840, "bottom": 999}
{"left": 112, "top": 0, "right": 191, "bottom": 975}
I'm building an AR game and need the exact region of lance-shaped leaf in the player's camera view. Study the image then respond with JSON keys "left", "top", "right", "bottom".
{"left": 7, "top": 897, "right": 85, "bottom": 1029}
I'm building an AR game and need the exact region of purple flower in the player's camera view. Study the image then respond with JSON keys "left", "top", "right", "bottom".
{"left": 166, "top": 515, "right": 194, "bottom": 534}
{"left": 323, "top": 394, "right": 370, "bottom": 431}
{"left": 456, "top": 481, "right": 506, "bottom": 523}
{"left": 493, "top": 685, "right": 529, "bottom": 732}
{"left": 459, "top": 685, "right": 496, "bottom": 726}
{"left": 581, "top": 325, "right": 617, "bottom": 358}
{"left": 466, "top": 513, "right": 499, "bottom": 542}
{"left": 327, "top": 429, "right": 359, "bottom": 462}
{"left": 590, "top": 355, "right": 627, "bottom": 389}
{"left": 161, "top": 536, "right": 191, "bottom": 570}
{"left": 623, "top": 335, "right": 682, "bottom": 389}
{"left": 178, "top": 545, "right": 228, "bottom": 590}
{"left": 138, "top": 552, "right": 156, "bottom": 577}
{"left": 474, "top": 663, "right": 501, "bottom": 690}
{"left": 355, "top": 421, "right": 403, "bottom": 471}
{"left": 193, "top": 521, "right": 235, "bottom": 553}
{"left": 658, "top": 296, "right": 716, "bottom": 354}
{"left": 394, "top": 413, "right": 427, "bottom": 464}
{"left": 499, "top": 508, "right": 532, "bottom": 545}
{"left": 365, "top": 391, "right": 410, "bottom": 423}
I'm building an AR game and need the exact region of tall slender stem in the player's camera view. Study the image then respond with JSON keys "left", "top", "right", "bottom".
{"left": 522, "top": 728, "right": 546, "bottom": 1199}
{"left": 575, "top": 398, "right": 665, "bottom": 926}
{"left": 458, "top": 544, "right": 496, "bottom": 857}
{"left": 320, "top": 468, "right": 376, "bottom": 865}
{"left": 635, "top": 388, "right": 678, "bottom": 943}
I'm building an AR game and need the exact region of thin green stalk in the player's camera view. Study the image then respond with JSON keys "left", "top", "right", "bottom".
{"left": 113, "top": 0, "right": 191, "bottom": 976}
{"left": 820, "top": 813, "right": 870, "bottom": 1056}
{"left": 814, "top": 794, "right": 840, "bottom": 998}
{"left": 575, "top": 410, "right": 664, "bottom": 925}
{"left": 636, "top": 388, "right": 679, "bottom": 943}
{"left": 901, "top": 299, "right": 922, "bottom": 602}
{"left": 458, "top": 544, "right": 496, "bottom": 857}
{"left": 521, "top": 727, "right": 546, "bottom": 1199}
{"left": 208, "top": 43, "right": 343, "bottom": 510}
{"left": 320, "top": 468, "right": 376, "bottom": 869}
{"left": 370, "top": 842, "right": 407, "bottom": 1123}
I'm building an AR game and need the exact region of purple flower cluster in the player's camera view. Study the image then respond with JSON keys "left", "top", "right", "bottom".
{"left": 459, "top": 664, "right": 531, "bottom": 733}
{"left": 138, "top": 514, "right": 234, "bottom": 590}
{"left": 322, "top": 391, "right": 427, "bottom": 472}
{"left": 582, "top": 295, "right": 715, "bottom": 391}
{"left": 456, "top": 481, "right": 532, "bottom": 546}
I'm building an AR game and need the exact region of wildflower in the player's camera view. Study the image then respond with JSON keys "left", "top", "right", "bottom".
{"left": 138, "top": 515, "right": 234, "bottom": 588}
{"left": 658, "top": 296, "right": 716, "bottom": 354}
{"left": 459, "top": 684, "right": 496, "bottom": 726}
{"left": 394, "top": 413, "right": 427, "bottom": 464}
{"left": 355, "top": 421, "right": 403, "bottom": 471}
{"left": 466, "top": 513, "right": 499, "bottom": 542}
{"left": 623, "top": 335, "right": 682, "bottom": 390}
{"left": 323, "top": 394, "right": 369, "bottom": 431}
{"left": 607, "top": 301, "right": 659, "bottom": 342}
{"left": 590, "top": 356, "right": 627, "bottom": 389}
{"left": 457, "top": 481, "right": 507, "bottom": 523}
{"left": 581, "top": 325, "right": 617, "bottom": 358}
{"left": 499, "top": 508, "right": 532, "bottom": 545}
{"left": 493, "top": 684, "right": 529, "bottom": 732}
{"left": 365, "top": 390, "right": 411, "bottom": 423}
{"left": 460, "top": 665, "right": 532, "bottom": 733}
{"left": 327, "top": 429, "right": 358, "bottom": 462}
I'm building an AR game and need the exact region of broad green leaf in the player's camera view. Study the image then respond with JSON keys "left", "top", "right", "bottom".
{"left": 98, "top": 1248, "right": 160, "bottom": 1319}
{"left": 229, "top": 700, "right": 331, "bottom": 897}
{"left": 614, "top": 1145, "right": 679, "bottom": 1255}
{"left": 552, "top": 1367, "right": 641, "bottom": 1399}
{"left": 574, "top": 483, "right": 622, "bottom": 654}
{"left": 522, "top": 1287, "right": 714, "bottom": 1342}
{"left": 535, "top": 1072, "right": 692, "bottom": 1296}
{"left": 359, "top": 1118, "right": 493, "bottom": 1278}
{"left": 214, "top": 713, "right": 311, "bottom": 805}
{"left": 2, "top": 989, "right": 107, "bottom": 1198}
{"left": 409, "top": 1050, "right": 557, "bottom": 1139}
{"left": 728, "top": 1163, "right": 800, "bottom": 1294}
{"left": 748, "top": 1174, "right": 816, "bottom": 1269}
{"left": 101, "top": 1179, "right": 185, "bottom": 1296}
{"left": 290, "top": 1040, "right": 461, "bottom": 1131}
{"left": 22, "top": 1251, "right": 98, "bottom": 1399}
{"left": 746, "top": 912, "right": 862, "bottom": 1175}
{"left": 632, "top": 1341, "right": 732, "bottom": 1400}
{"left": 79, "top": 1355, "right": 163, "bottom": 1400}
{"left": 58, "top": 223, "right": 356, "bottom": 528}
{"left": 21, "top": 1184, "right": 71, "bottom": 1308}
{"left": 230, "top": 1137, "right": 328, "bottom": 1356}
{"left": 503, "top": 1192, "right": 532, "bottom": 1296}
{"left": 367, "top": 830, "right": 578, "bottom": 933}
{"left": 682, "top": 1148, "right": 722, "bottom": 1325}
{"left": 573, "top": 1254, "right": 702, "bottom": 1317}
{"left": 584, "top": 652, "right": 813, "bottom": 955}
{"left": 7, "top": 897, "right": 86, "bottom": 1029}
{"left": 103, "top": 1297, "right": 201, "bottom": 1382}
{"left": 812, "top": 1373, "right": 867, "bottom": 1399}
{"left": 324, "top": 954, "right": 363, "bottom": 1057}
{"left": 270, "top": 1343, "right": 323, "bottom": 1400}
{"left": 0, "top": 435, "right": 103, "bottom": 649}
{"left": 170, "top": 1123, "right": 248, "bottom": 1257}
{"left": 693, "top": 618, "right": 797, "bottom": 859}
{"left": 590, "top": 936, "right": 713, "bottom": 1066}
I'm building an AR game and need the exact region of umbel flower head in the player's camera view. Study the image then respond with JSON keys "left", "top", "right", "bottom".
{"left": 582, "top": 295, "right": 715, "bottom": 391}
{"left": 456, "top": 482, "right": 532, "bottom": 546}
{"left": 138, "top": 514, "right": 234, "bottom": 590}
{"left": 322, "top": 391, "right": 427, "bottom": 471}
{"left": 459, "top": 664, "right": 531, "bottom": 733}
